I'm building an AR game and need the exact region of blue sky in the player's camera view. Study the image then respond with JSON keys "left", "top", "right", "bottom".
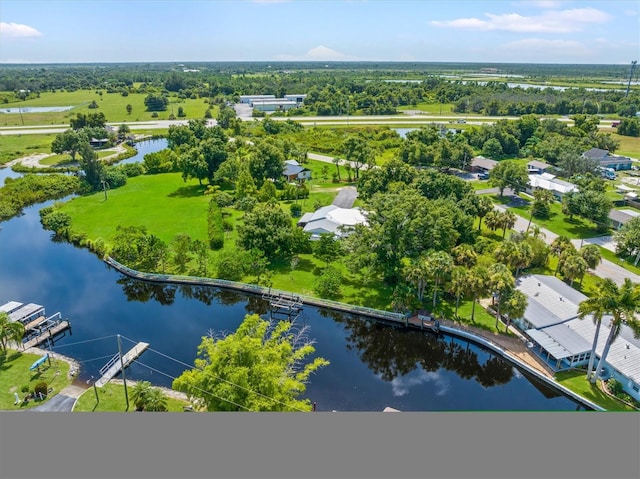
{"left": 0, "top": 0, "right": 638, "bottom": 64}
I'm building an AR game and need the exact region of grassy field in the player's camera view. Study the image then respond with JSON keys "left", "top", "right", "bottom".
{"left": 73, "top": 382, "right": 191, "bottom": 412}
{"left": 0, "top": 349, "right": 71, "bottom": 410}
{"left": 0, "top": 89, "right": 218, "bottom": 127}
{"left": 397, "top": 102, "right": 454, "bottom": 115}
{"left": 612, "top": 132, "right": 640, "bottom": 159}
{"left": 0, "top": 134, "right": 56, "bottom": 165}
{"left": 555, "top": 370, "right": 636, "bottom": 411}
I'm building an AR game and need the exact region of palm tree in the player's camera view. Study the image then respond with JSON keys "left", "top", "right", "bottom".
{"left": 451, "top": 244, "right": 477, "bottom": 268}
{"left": 484, "top": 210, "right": 502, "bottom": 234}
{"left": 594, "top": 279, "right": 640, "bottom": 384}
{"left": 0, "top": 312, "right": 25, "bottom": 353}
{"left": 332, "top": 157, "right": 341, "bottom": 181}
{"left": 131, "top": 381, "right": 153, "bottom": 411}
{"left": 579, "top": 244, "right": 602, "bottom": 270}
{"left": 449, "top": 266, "right": 468, "bottom": 319}
{"left": 561, "top": 254, "right": 588, "bottom": 286}
{"left": 550, "top": 235, "right": 576, "bottom": 276}
{"left": 488, "top": 263, "right": 515, "bottom": 330}
{"left": 499, "top": 210, "right": 517, "bottom": 239}
{"left": 467, "top": 266, "right": 489, "bottom": 323}
{"left": 425, "top": 250, "right": 453, "bottom": 310}
{"left": 577, "top": 279, "right": 617, "bottom": 383}
{"left": 501, "top": 289, "right": 528, "bottom": 333}
{"left": 476, "top": 196, "right": 494, "bottom": 232}
{"left": 404, "top": 257, "right": 429, "bottom": 303}
{"left": 143, "top": 388, "right": 168, "bottom": 412}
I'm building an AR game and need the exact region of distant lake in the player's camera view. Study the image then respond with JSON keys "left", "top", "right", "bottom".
{"left": 394, "top": 128, "right": 418, "bottom": 138}
{"left": 0, "top": 106, "right": 75, "bottom": 114}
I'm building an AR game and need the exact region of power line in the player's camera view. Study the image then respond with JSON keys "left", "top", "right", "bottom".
{"left": 49, "top": 334, "right": 118, "bottom": 350}
{"left": 120, "top": 334, "right": 308, "bottom": 412}
{"left": 76, "top": 353, "right": 119, "bottom": 364}
{"left": 133, "top": 359, "right": 250, "bottom": 411}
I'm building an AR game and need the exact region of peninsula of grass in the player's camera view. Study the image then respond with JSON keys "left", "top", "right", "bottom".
{"left": 555, "top": 370, "right": 637, "bottom": 412}
{"left": 73, "top": 382, "right": 191, "bottom": 412}
{"left": 0, "top": 349, "right": 72, "bottom": 410}
{"left": 0, "top": 134, "right": 57, "bottom": 166}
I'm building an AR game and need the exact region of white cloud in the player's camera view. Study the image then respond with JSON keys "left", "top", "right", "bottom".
{"left": 389, "top": 370, "right": 449, "bottom": 398}
{"left": 431, "top": 7, "right": 611, "bottom": 33}
{"left": 500, "top": 38, "right": 590, "bottom": 58}
{"left": 624, "top": 9, "right": 638, "bottom": 16}
{"left": 0, "top": 22, "right": 42, "bottom": 38}
{"left": 274, "top": 45, "right": 358, "bottom": 61}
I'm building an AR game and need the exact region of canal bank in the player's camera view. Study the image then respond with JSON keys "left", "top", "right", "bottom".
{"left": 103, "top": 256, "right": 603, "bottom": 411}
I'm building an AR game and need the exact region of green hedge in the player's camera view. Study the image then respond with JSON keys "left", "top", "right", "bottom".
{"left": 207, "top": 198, "right": 224, "bottom": 250}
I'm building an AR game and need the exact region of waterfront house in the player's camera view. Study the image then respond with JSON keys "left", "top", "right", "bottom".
{"left": 297, "top": 205, "right": 367, "bottom": 240}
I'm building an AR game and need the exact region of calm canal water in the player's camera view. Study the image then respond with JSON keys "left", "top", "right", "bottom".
{"left": 0, "top": 141, "right": 586, "bottom": 411}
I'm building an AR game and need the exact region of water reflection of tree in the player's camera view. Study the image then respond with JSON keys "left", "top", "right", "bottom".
{"left": 334, "top": 313, "right": 513, "bottom": 387}
{"left": 118, "top": 277, "right": 177, "bottom": 305}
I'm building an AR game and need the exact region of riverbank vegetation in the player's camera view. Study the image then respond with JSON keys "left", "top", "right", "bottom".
{"left": 73, "top": 382, "right": 191, "bottom": 412}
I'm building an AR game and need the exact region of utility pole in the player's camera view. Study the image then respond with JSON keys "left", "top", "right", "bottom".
{"left": 626, "top": 61, "right": 637, "bottom": 98}
{"left": 117, "top": 334, "right": 129, "bottom": 410}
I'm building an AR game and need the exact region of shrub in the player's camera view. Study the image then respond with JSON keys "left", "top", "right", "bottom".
{"left": 235, "top": 196, "right": 257, "bottom": 212}
{"left": 215, "top": 191, "right": 234, "bottom": 207}
{"left": 34, "top": 382, "right": 48, "bottom": 397}
{"left": 104, "top": 167, "right": 128, "bottom": 189}
{"left": 207, "top": 198, "right": 224, "bottom": 250}
{"left": 290, "top": 203, "right": 302, "bottom": 217}
{"left": 120, "top": 162, "right": 145, "bottom": 177}
{"left": 21, "top": 384, "right": 30, "bottom": 393}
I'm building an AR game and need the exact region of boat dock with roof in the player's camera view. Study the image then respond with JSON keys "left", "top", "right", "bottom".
{"left": 1, "top": 301, "right": 71, "bottom": 349}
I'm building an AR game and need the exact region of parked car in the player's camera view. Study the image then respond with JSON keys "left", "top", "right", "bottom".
{"left": 477, "top": 172, "right": 489, "bottom": 180}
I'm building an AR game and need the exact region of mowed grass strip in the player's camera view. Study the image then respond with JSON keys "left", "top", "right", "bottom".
{"left": 554, "top": 370, "right": 636, "bottom": 411}
{"left": 59, "top": 173, "right": 210, "bottom": 244}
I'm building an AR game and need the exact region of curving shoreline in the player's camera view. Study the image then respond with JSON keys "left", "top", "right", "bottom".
{"left": 103, "top": 256, "right": 606, "bottom": 411}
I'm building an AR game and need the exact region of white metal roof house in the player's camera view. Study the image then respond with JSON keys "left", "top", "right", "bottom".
{"left": 608, "top": 209, "right": 639, "bottom": 230}
{"left": 526, "top": 173, "right": 578, "bottom": 200}
{"left": 514, "top": 274, "right": 640, "bottom": 401}
{"left": 239, "top": 94, "right": 275, "bottom": 104}
{"left": 297, "top": 205, "right": 367, "bottom": 240}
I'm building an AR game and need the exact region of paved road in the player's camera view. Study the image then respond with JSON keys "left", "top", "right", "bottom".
{"left": 29, "top": 384, "right": 86, "bottom": 412}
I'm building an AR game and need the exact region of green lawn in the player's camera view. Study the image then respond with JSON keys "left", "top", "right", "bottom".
{"left": 611, "top": 132, "right": 640, "bottom": 159}
{"left": 0, "top": 90, "right": 218, "bottom": 127}
{"left": 509, "top": 201, "right": 601, "bottom": 239}
{"left": 73, "top": 382, "right": 191, "bottom": 412}
{"left": 397, "top": 102, "right": 454, "bottom": 114}
{"left": 555, "top": 370, "right": 637, "bottom": 411}
{"left": 59, "top": 172, "right": 211, "bottom": 245}
{"left": 0, "top": 134, "right": 56, "bottom": 166}
{"left": 0, "top": 349, "right": 71, "bottom": 410}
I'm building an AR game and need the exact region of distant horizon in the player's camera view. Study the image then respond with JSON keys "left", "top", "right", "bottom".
{"left": 1, "top": 1, "right": 637, "bottom": 64}
{"left": 0, "top": 60, "right": 635, "bottom": 66}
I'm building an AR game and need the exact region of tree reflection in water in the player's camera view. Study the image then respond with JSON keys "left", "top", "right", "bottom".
{"left": 334, "top": 313, "right": 514, "bottom": 388}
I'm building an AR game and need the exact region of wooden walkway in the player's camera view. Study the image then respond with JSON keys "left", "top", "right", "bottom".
{"left": 95, "top": 342, "right": 149, "bottom": 387}
{"left": 22, "top": 321, "right": 71, "bottom": 349}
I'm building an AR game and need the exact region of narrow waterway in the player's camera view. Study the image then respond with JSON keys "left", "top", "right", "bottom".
{"left": 0, "top": 140, "right": 586, "bottom": 411}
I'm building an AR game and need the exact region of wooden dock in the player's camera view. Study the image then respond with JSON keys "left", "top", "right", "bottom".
{"left": 406, "top": 313, "right": 440, "bottom": 333}
{"left": 95, "top": 342, "right": 149, "bottom": 387}
{"left": 22, "top": 320, "right": 71, "bottom": 349}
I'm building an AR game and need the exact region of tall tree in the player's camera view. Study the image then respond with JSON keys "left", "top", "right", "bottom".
{"left": 550, "top": 235, "right": 576, "bottom": 276}
{"left": 561, "top": 254, "right": 588, "bottom": 286}
{"left": 488, "top": 263, "right": 515, "bottom": 330}
{"left": 579, "top": 244, "right": 601, "bottom": 270}
{"left": 449, "top": 266, "right": 468, "bottom": 319}
{"left": 614, "top": 216, "right": 640, "bottom": 266}
{"left": 0, "top": 312, "right": 25, "bottom": 353}
{"left": 425, "top": 250, "right": 453, "bottom": 310}
{"left": 172, "top": 314, "right": 329, "bottom": 411}
{"left": 467, "top": 266, "right": 489, "bottom": 322}
{"left": 577, "top": 279, "right": 618, "bottom": 383}
{"left": 51, "top": 129, "right": 88, "bottom": 162}
{"left": 501, "top": 289, "right": 528, "bottom": 333}
{"left": 475, "top": 195, "right": 494, "bottom": 232}
{"left": 593, "top": 279, "right": 640, "bottom": 385}
{"left": 488, "top": 162, "right": 529, "bottom": 197}
{"left": 342, "top": 135, "right": 373, "bottom": 180}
